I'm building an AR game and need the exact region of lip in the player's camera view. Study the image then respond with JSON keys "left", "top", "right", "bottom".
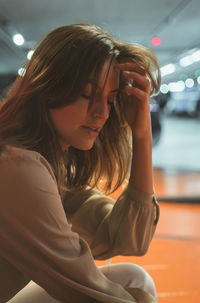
{"left": 82, "top": 125, "right": 102, "bottom": 133}
{"left": 81, "top": 126, "right": 99, "bottom": 137}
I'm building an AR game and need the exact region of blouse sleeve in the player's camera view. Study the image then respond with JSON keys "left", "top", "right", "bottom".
{"left": 64, "top": 183, "right": 159, "bottom": 260}
{"left": 0, "top": 149, "right": 137, "bottom": 303}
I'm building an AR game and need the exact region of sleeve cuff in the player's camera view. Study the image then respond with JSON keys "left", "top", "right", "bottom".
{"left": 126, "top": 182, "right": 154, "bottom": 204}
{"left": 126, "top": 182, "right": 160, "bottom": 224}
{"left": 153, "top": 193, "right": 160, "bottom": 224}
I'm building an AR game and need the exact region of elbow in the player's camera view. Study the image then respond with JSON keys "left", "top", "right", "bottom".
{"left": 130, "top": 239, "right": 151, "bottom": 256}
{"left": 135, "top": 246, "right": 149, "bottom": 256}
{"left": 120, "top": 242, "right": 150, "bottom": 257}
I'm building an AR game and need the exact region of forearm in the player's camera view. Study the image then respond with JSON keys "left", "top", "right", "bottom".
{"left": 117, "top": 62, "right": 156, "bottom": 196}
{"left": 129, "top": 130, "right": 153, "bottom": 195}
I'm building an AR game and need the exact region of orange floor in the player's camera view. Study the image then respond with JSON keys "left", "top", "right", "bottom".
{"left": 96, "top": 169, "right": 200, "bottom": 303}
{"left": 153, "top": 168, "right": 200, "bottom": 200}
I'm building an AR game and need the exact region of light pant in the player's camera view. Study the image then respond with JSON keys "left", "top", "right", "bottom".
{"left": 8, "top": 263, "right": 157, "bottom": 302}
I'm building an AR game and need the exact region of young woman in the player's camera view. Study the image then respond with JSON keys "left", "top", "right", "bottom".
{"left": 0, "top": 24, "right": 160, "bottom": 303}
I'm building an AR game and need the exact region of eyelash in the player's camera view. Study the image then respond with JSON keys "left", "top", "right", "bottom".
{"left": 81, "top": 94, "right": 116, "bottom": 106}
{"left": 81, "top": 94, "right": 90, "bottom": 100}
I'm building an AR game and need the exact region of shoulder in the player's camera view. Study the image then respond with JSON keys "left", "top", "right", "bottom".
{"left": 0, "top": 145, "right": 59, "bottom": 197}
{"left": 0, "top": 145, "right": 55, "bottom": 178}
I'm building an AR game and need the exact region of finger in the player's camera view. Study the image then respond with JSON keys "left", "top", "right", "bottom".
{"left": 123, "top": 71, "right": 150, "bottom": 92}
{"left": 117, "top": 63, "right": 146, "bottom": 75}
{"left": 125, "top": 85, "right": 149, "bottom": 103}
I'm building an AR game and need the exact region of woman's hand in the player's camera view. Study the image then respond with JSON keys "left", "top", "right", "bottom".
{"left": 117, "top": 62, "right": 152, "bottom": 140}
{"left": 117, "top": 62, "right": 154, "bottom": 194}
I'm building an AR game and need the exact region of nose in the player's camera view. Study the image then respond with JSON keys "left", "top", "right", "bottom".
{"left": 90, "top": 97, "right": 110, "bottom": 120}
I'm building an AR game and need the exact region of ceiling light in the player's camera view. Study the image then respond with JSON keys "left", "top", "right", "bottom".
{"left": 160, "top": 64, "right": 176, "bottom": 77}
{"left": 168, "top": 81, "right": 185, "bottom": 92}
{"left": 179, "top": 55, "right": 194, "bottom": 67}
{"left": 185, "top": 78, "right": 194, "bottom": 88}
{"left": 197, "top": 76, "right": 200, "bottom": 84}
{"left": 192, "top": 50, "right": 200, "bottom": 62}
{"left": 13, "top": 33, "right": 25, "bottom": 46}
{"left": 27, "top": 50, "right": 34, "bottom": 60}
{"left": 18, "top": 67, "right": 26, "bottom": 76}
{"left": 160, "top": 84, "right": 169, "bottom": 94}
{"left": 151, "top": 36, "right": 161, "bottom": 46}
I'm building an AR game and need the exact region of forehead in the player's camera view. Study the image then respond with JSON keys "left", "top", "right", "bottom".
{"left": 92, "top": 58, "right": 119, "bottom": 91}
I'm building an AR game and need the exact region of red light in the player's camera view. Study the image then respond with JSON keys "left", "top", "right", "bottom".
{"left": 151, "top": 37, "right": 161, "bottom": 46}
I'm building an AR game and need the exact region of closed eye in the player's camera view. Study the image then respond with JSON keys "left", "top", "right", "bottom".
{"left": 81, "top": 94, "right": 91, "bottom": 100}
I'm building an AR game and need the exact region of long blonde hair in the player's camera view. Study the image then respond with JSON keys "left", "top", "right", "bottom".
{"left": 0, "top": 24, "right": 160, "bottom": 199}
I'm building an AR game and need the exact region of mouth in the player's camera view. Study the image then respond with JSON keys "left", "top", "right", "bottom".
{"left": 82, "top": 125, "right": 101, "bottom": 134}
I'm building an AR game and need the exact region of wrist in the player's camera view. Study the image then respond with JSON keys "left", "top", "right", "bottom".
{"left": 132, "top": 132, "right": 152, "bottom": 147}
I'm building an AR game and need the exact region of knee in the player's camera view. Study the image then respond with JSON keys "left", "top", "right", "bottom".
{"left": 122, "top": 263, "right": 157, "bottom": 299}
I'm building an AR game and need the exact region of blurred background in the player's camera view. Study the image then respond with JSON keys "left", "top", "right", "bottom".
{"left": 0, "top": 1, "right": 200, "bottom": 301}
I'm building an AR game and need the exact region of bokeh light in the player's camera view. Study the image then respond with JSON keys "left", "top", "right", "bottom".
{"left": 151, "top": 37, "right": 161, "bottom": 46}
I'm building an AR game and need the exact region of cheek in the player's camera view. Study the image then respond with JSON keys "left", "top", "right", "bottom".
{"left": 49, "top": 105, "right": 85, "bottom": 132}
{"left": 49, "top": 108, "right": 70, "bottom": 133}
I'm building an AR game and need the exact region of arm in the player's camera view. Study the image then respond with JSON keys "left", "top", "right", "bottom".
{"left": 117, "top": 62, "right": 154, "bottom": 195}
{"left": 65, "top": 184, "right": 159, "bottom": 259}
{"left": 130, "top": 129, "right": 153, "bottom": 195}
{"left": 0, "top": 148, "right": 136, "bottom": 303}
{"left": 64, "top": 63, "right": 159, "bottom": 259}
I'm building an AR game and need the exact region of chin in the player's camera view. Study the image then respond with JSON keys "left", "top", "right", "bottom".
{"left": 72, "top": 141, "right": 95, "bottom": 151}
{"left": 76, "top": 145, "right": 94, "bottom": 151}
{"left": 61, "top": 138, "right": 95, "bottom": 151}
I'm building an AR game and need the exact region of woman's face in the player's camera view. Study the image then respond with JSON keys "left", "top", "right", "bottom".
{"left": 49, "top": 59, "right": 119, "bottom": 151}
